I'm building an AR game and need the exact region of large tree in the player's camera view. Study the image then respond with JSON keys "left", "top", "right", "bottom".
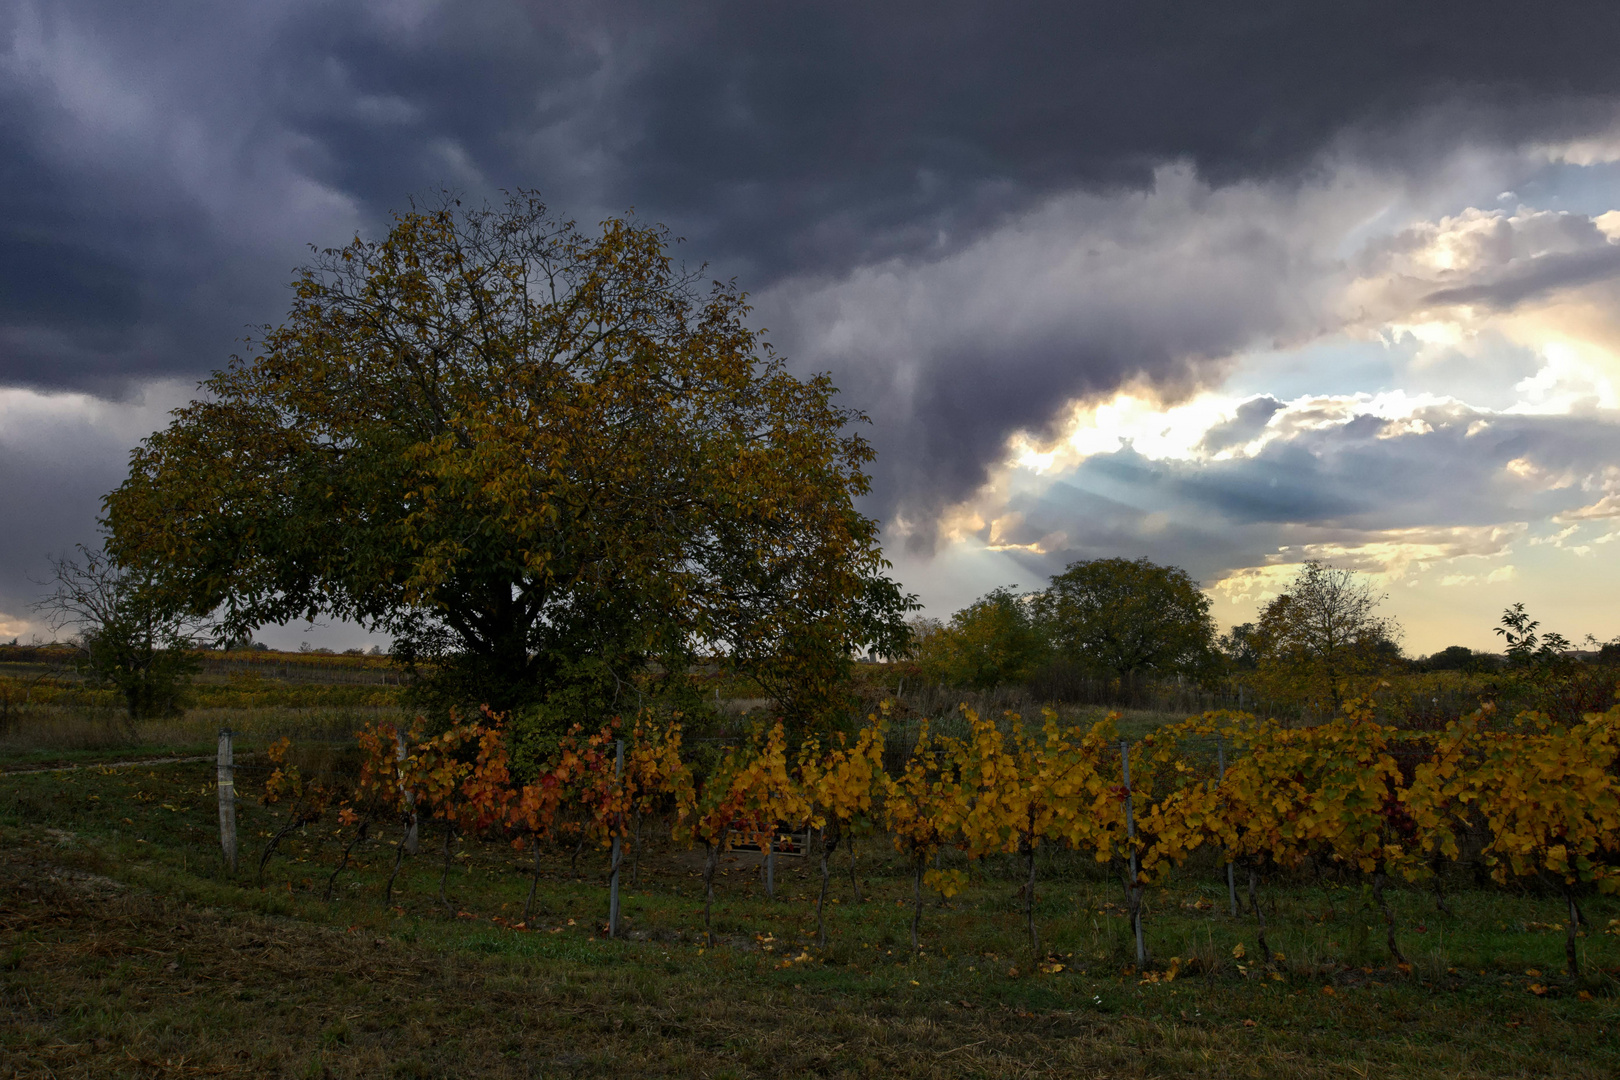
{"left": 1033, "top": 557, "right": 1216, "bottom": 678}
{"left": 105, "top": 194, "right": 911, "bottom": 738}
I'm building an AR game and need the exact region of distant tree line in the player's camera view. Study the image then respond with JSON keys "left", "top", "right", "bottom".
{"left": 908, "top": 556, "right": 1619, "bottom": 719}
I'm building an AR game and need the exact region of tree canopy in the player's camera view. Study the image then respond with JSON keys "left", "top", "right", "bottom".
{"left": 1217, "top": 622, "right": 1261, "bottom": 670}
{"left": 1033, "top": 557, "right": 1216, "bottom": 678}
{"left": 104, "top": 194, "right": 911, "bottom": 736}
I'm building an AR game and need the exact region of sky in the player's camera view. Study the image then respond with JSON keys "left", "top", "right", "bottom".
{"left": 5, "top": 1, "right": 1620, "bottom": 653}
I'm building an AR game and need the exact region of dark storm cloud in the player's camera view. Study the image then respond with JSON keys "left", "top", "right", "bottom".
{"left": 612, "top": 1, "right": 1620, "bottom": 278}
{"left": 6, "top": 0, "right": 1620, "bottom": 540}
{"left": 761, "top": 167, "right": 1366, "bottom": 529}
{"left": 9, "top": 1, "right": 1620, "bottom": 378}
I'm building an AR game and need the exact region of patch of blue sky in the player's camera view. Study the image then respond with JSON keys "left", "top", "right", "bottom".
{"left": 1221, "top": 335, "right": 1407, "bottom": 401}
{"left": 1220, "top": 329, "right": 1544, "bottom": 413}
{"left": 1385, "top": 331, "right": 1546, "bottom": 412}
{"left": 1508, "top": 160, "right": 1620, "bottom": 220}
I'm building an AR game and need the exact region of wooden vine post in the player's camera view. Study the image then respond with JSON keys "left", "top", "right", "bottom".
{"left": 217, "top": 729, "right": 237, "bottom": 872}
{"left": 396, "top": 729, "right": 419, "bottom": 855}
{"left": 1217, "top": 736, "right": 1237, "bottom": 916}
{"left": 1120, "top": 739, "right": 1145, "bottom": 967}
{"left": 609, "top": 738, "right": 624, "bottom": 938}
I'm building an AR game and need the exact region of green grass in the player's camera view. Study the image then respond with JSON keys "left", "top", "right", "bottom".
{"left": 0, "top": 705, "right": 406, "bottom": 770}
{"left": 4, "top": 746, "right": 1620, "bottom": 1078}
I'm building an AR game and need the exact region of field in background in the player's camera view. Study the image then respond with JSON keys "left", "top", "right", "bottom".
{"left": 0, "top": 646, "right": 1199, "bottom": 770}
{"left": 0, "top": 645, "right": 407, "bottom": 769}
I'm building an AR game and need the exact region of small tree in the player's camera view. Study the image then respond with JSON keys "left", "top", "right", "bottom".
{"left": 1250, "top": 561, "right": 1401, "bottom": 714}
{"left": 33, "top": 544, "right": 203, "bottom": 721}
{"left": 959, "top": 708, "right": 1110, "bottom": 961}
{"left": 1419, "top": 645, "right": 1484, "bottom": 672}
{"left": 799, "top": 717, "right": 887, "bottom": 946}
{"left": 1495, "top": 603, "right": 1576, "bottom": 680}
{"left": 1449, "top": 705, "right": 1620, "bottom": 977}
{"left": 1217, "top": 622, "right": 1261, "bottom": 671}
{"left": 913, "top": 587, "right": 1048, "bottom": 689}
{"left": 883, "top": 721, "right": 972, "bottom": 950}
{"left": 677, "top": 721, "right": 801, "bottom": 947}
{"left": 1034, "top": 557, "right": 1216, "bottom": 679}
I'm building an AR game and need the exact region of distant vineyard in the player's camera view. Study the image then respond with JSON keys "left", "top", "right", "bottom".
{"left": 0, "top": 673, "right": 402, "bottom": 711}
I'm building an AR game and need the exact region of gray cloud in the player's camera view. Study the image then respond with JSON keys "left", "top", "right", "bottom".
{"left": 1348, "top": 203, "right": 1620, "bottom": 319}
{"left": 761, "top": 167, "right": 1376, "bottom": 533}
{"left": 1197, "top": 397, "right": 1285, "bottom": 454}
{"left": 6, "top": 1, "right": 1620, "bottom": 389}
{"left": 1422, "top": 245, "right": 1620, "bottom": 309}
{"left": 6, "top": 0, "right": 1620, "bottom": 596}
{"left": 0, "top": 382, "right": 195, "bottom": 635}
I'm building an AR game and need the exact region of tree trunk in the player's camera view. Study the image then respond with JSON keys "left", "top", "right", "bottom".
{"left": 524, "top": 832, "right": 543, "bottom": 921}
{"left": 1372, "top": 867, "right": 1406, "bottom": 964}
{"left": 1024, "top": 837, "right": 1040, "bottom": 959}
{"left": 630, "top": 811, "right": 644, "bottom": 887}
{"left": 1121, "top": 863, "right": 1149, "bottom": 967}
{"left": 384, "top": 824, "right": 409, "bottom": 906}
{"left": 911, "top": 854, "right": 925, "bottom": 950}
{"left": 847, "top": 835, "right": 862, "bottom": 904}
{"left": 1247, "top": 866, "right": 1272, "bottom": 963}
{"left": 1430, "top": 851, "right": 1450, "bottom": 914}
{"left": 1565, "top": 885, "right": 1581, "bottom": 979}
{"left": 324, "top": 822, "right": 368, "bottom": 901}
{"left": 702, "top": 831, "right": 726, "bottom": 948}
{"left": 257, "top": 815, "right": 305, "bottom": 885}
{"left": 439, "top": 821, "right": 456, "bottom": 915}
{"left": 816, "top": 821, "right": 840, "bottom": 947}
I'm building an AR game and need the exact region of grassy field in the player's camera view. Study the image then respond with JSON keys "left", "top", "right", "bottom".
{"left": 3, "top": 698, "right": 1619, "bottom": 1079}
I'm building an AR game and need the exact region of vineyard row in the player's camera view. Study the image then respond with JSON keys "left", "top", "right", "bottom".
{"left": 253, "top": 700, "right": 1620, "bottom": 979}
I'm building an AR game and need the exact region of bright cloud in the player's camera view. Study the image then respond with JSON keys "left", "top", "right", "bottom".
{"left": 900, "top": 178, "right": 1620, "bottom": 652}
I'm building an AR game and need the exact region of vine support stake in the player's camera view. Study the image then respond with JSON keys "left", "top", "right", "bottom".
{"left": 609, "top": 738, "right": 624, "bottom": 938}
{"left": 1121, "top": 739, "right": 1145, "bottom": 968}
{"left": 765, "top": 830, "right": 775, "bottom": 900}
{"left": 217, "top": 729, "right": 237, "bottom": 873}
{"left": 396, "top": 729, "right": 418, "bottom": 855}
{"left": 1218, "top": 736, "right": 1237, "bottom": 916}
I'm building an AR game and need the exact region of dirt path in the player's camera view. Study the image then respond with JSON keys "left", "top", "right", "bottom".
{"left": 0, "top": 753, "right": 223, "bottom": 777}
